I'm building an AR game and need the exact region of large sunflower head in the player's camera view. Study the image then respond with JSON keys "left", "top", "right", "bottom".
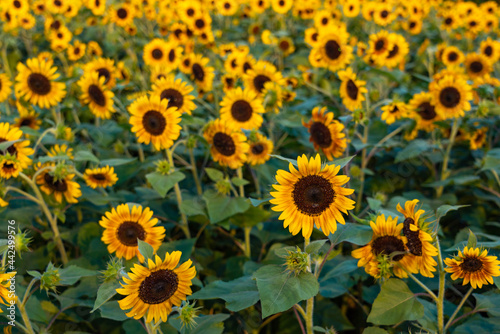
{"left": 78, "top": 72, "right": 115, "bottom": 119}
{"left": 150, "top": 75, "right": 196, "bottom": 115}
{"left": 430, "top": 75, "right": 472, "bottom": 119}
{"left": 303, "top": 107, "right": 347, "bottom": 161}
{"left": 0, "top": 123, "right": 34, "bottom": 179}
{"left": 270, "top": 154, "right": 355, "bottom": 239}
{"left": 84, "top": 166, "right": 118, "bottom": 189}
{"left": 117, "top": 251, "right": 196, "bottom": 323}
{"left": 99, "top": 204, "right": 165, "bottom": 262}
{"left": 15, "top": 57, "right": 66, "bottom": 109}
{"left": 464, "top": 53, "right": 492, "bottom": 80}
{"left": 338, "top": 67, "right": 367, "bottom": 111}
{"left": 0, "top": 73, "right": 12, "bottom": 103}
{"left": 352, "top": 214, "right": 418, "bottom": 279}
{"left": 220, "top": 87, "right": 265, "bottom": 130}
{"left": 128, "top": 95, "right": 182, "bottom": 151}
{"left": 312, "top": 29, "right": 353, "bottom": 72}
{"left": 445, "top": 246, "right": 500, "bottom": 289}
{"left": 35, "top": 162, "right": 81, "bottom": 203}
{"left": 203, "top": 118, "right": 249, "bottom": 169}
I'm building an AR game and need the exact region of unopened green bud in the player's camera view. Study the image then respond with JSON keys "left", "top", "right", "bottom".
{"left": 215, "top": 178, "right": 232, "bottom": 196}
{"left": 15, "top": 230, "right": 32, "bottom": 258}
{"left": 155, "top": 160, "right": 171, "bottom": 175}
{"left": 41, "top": 263, "right": 61, "bottom": 293}
{"left": 284, "top": 246, "right": 309, "bottom": 276}
{"left": 100, "top": 258, "right": 124, "bottom": 282}
{"left": 374, "top": 192, "right": 387, "bottom": 205}
{"left": 176, "top": 301, "right": 201, "bottom": 329}
{"left": 186, "top": 136, "right": 197, "bottom": 149}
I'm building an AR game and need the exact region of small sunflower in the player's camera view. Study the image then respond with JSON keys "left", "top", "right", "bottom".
{"left": 277, "top": 37, "right": 295, "bottom": 57}
{"left": 397, "top": 200, "right": 438, "bottom": 278}
{"left": 84, "top": 58, "right": 117, "bottom": 89}
{"left": 406, "top": 18, "right": 422, "bottom": 35}
{"left": 78, "top": 72, "right": 115, "bottom": 119}
{"left": 109, "top": 3, "right": 136, "bottom": 27}
{"left": 128, "top": 95, "right": 182, "bottom": 151}
{"left": 15, "top": 57, "right": 66, "bottom": 109}
{"left": 408, "top": 92, "right": 441, "bottom": 131}
{"left": 270, "top": 154, "right": 355, "bottom": 239}
{"left": 117, "top": 251, "right": 196, "bottom": 323}
{"left": 373, "top": 4, "right": 394, "bottom": 26}
{"left": 150, "top": 75, "right": 196, "bottom": 115}
{"left": 465, "top": 53, "right": 492, "bottom": 80}
{"left": 441, "top": 46, "right": 465, "bottom": 67}
{"left": 85, "top": 0, "right": 106, "bottom": 15}
{"left": 430, "top": 75, "right": 472, "bottom": 119}
{"left": 13, "top": 103, "right": 41, "bottom": 130}
{"left": 445, "top": 247, "right": 500, "bottom": 289}
{"left": 67, "top": 40, "right": 86, "bottom": 62}
{"left": 99, "top": 204, "right": 165, "bottom": 262}
{"left": 143, "top": 39, "right": 169, "bottom": 67}
{"left": 383, "top": 34, "right": 409, "bottom": 69}
{"left": 84, "top": 166, "right": 118, "bottom": 189}
{"left": 338, "top": 67, "right": 367, "bottom": 111}
{"left": 479, "top": 38, "right": 500, "bottom": 63}
{"left": 0, "top": 73, "right": 12, "bottom": 103}
{"left": 381, "top": 102, "right": 407, "bottom": 125}
{"left": 0, "top": 123, "right": 33, "bottom": 179}
{"left": 217, "top": 0, "right": 238, "bottom": 16}
{"left": 367, "top": 30, "right": 393, "bottom": 66}
{"left": 248, "top": 133, "right": 273, "bottom": 166}
{"left": 352, "top": 214, "right": 418, "bottom": 279}
{"left": 311, "top": 30, "right": 352, "bottom": 72}
{"left": 271, "top": 0, "right": 292, "bottom": 14}
{"left": 469, "top": 127, "right": 488, "bottom": 150}
{"left": 220, "top": 87, "right": 265, "bottom": 130}
{"left": 203, "top": 119, "right": 249, "bottom": 169}
{"left": 303, "top": 107, "right": 347, "bottom": 160}
{"left": 189, "top": 54, "right": 215, "bottom": 91}
{"left": 35, "top": 163, "right": 81, "bottom": 203}
{"left": 243, "top": 61, "right": 284, "bottom": 95}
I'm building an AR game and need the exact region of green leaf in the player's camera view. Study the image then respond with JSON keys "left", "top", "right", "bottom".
{"left": 230, "top": 205, "right": 271, "bottom": 227}
{"left": 367, "top": 279, "right": 424, "bottom": 325}
{"left": 249, "top": 197, "right": 271, "bottom": 206}
{"left": 205, "top": 168, "right": 224, "bottom": 182}
{"left": 436, "top": 205, "right": 469, "bottom": 223}
{"left": 157, "top": 238, "right": 197, "bottom": 263}
{"left": 395, "top": 139, "right": 432, "bottom": 163}
{"left": 137, "top": 239, "right": 154, "bottom": 261}
{"left": 100, "top": 301, "right": 128, "bottom": 321}
{"left": 416, "top": 298, "right": 438, "bottom": 332}
{"left": 0, "top": 139, "right": 22, "bottom": 152}
{"left": 74, "top": 150, "right": 100, "bottom": 164}
{"left": 327, "top": 155, "right": 356, "bottom": 168}
{"left": 100, "top": 158, "right": 136, "bottom": 166}
{"left": 59, "top": 266, "right": 99, "bottom": 285}
{"left": 270, "top": 154, "right": 297, "bottom": 167}
{"left": 363, "top": 327, "right": 389, "bottom": 334}
{"left": 367, "top": 197, "right": 382, "bottom": 211}
{"left": 38, "top": 155, "right": 71, "bottom": 163}
{"left": 203, "top": 190, "right": 250, "bottom": 224}
{"left": 27, "top": 270, "right": 42, "bottom": 279}
{"left": 180, "top": 198, "right": 206, "bottom": 217}
{"left": 474, "top": 293, "right": 500, "bottom": 317}
{"left": 328, "top": 223, "right": 372, "bottom": 246}
{"left": 91, "top": 280, "right": 121, "bottom": 313}
{"left": 190, "top": 276, "right": 259, "bottom": 312}
{"left": 305, "top": 240, "right": 327, "bottom": 254}
{"left": 146, "top": 171, "right": 185, "bottom": 197}
{"left": 231, "top": 177, "right": 250, "bottom": 186}
{"left": 169, "top": 313, "right": 230, "bottom": 334}
{"left": 253, "top": 264, "right": 319, "bottom": 318}
{"left": 466, "top": 230, "right": 477, "bottom": 249}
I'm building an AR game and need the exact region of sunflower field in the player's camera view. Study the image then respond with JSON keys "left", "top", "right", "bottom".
{"left": 1, "top": 0, "right": 500, "bottom": 333}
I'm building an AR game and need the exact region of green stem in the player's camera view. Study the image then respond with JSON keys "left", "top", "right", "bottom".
{"left": 304, "top": 238, "right": 315, "bottom": 334}
{"left": 355, "top": 123, "right": 369, "bottom": 213}
{"left": 436, "top": 236, "right": 446, "bottom": 334}
{"left": 166, "top": 149, "right": 191, "bottom": 239}
{"left": 244, "top": 226, "right": 251, "bottom": 258}
{"left": 4, "top": 186, "right": 41, "bottom": 204}
{"left": 188, "top": 147, "right": 202, "bottom": 195}
{"left": 2, "top": 46, "right": 12, "bottom": 79}
{"left": 444, "top": 287, "right": 474, "bottom": 332}
{"left": 237, "top": 167, "right": 245, "bottom": 197}
{"left": 17, "top": 301, "right": 35, "bottom": 334}
{"left": 407, "top": 272, "right": 438, "bottom": 301}
{"left": 21, "top": 278, "right": 38, "bottom": 306}
{"left": 437, "top": 119, "right": 459, "bottom": 198}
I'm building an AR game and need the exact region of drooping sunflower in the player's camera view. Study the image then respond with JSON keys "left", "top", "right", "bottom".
{"left": 117, "top": 251, "right": 196, "bottom": 323}
{"left": 310, "top": 30, "right": 352, "bottom": 72}
{"left": 0, "top": 123, "right": 33, "bottom": 179}
{"left": 381, "top": 102, "right": 407, "bottom": 125}
{"left": 203, "top": 119, "right": 249, "bottom": 169}
{"left": 220, "top": 87, "right": 265, "bottom": 130}
{"left": 464, "top": 53, "right": 492, "bottom": 80}
{"left": 189, "top": 54, "right": 215, "bottom": 91}
{"left": 430, "top": 75, "right": 472, "bottom": 119}
{"left": 338, "top": 67, "right": 367, "bottom": 111}
{"left": 247, "top": 133, "right": 273, "bottom": 166}
{"left": 13, "top": 102, "right": 41, "bottom": 130}
{"left": 445, "top": 247, "right": 500, "bottom": 289}
{"left": 128, "top": 95, "right": 182, "bottom": 151}
{"left": 150, "top": 75, "right": 196, "bottom": 115}
{"left": 303, "top": 107, "right": 347, "bottom": 160}
{"left": 83, "top": 166, "right": 118, "bottom": 189}
{"left": 35, "top": 163, "right": 81, "bottom": 203}
{"left": 397, "top": 200, "right": 438, "bottom": 278}
{"left": 352, "top": 214, "right": 418, "bottom": 279}
{"left": 270, "top": 154, "right": 355, "bottom": 239}
{"left": 15, "top": 57, "right": 66, "bottom": 109}
{"left": 0, "top": 73, "right": 12, "bottom": 103}
{"left": 99, "top": 204, "right": 165, "bottom": 262}
{"left": 84, "top": 58, "right": 117, "bottom": 89}
{"left": 243, "top": 61, "right": 284, "bottom": 95}
{"left": 408, "top": 92, "right": 441, "bottom": 131}
{"left": 48, "top": 144, "right": 74, "bottom": 160}
{"left": 78, "top": 72, "right": 115, "bottom": 119}
{"left": 441, "top": 46, "right": 465, "bottom": 67}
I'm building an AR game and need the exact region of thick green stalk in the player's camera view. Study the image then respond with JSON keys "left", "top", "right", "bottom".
{"left": 437, "top": 119, "right": 459, "bottom": 198}
{"left": 436, "top": 236, "right": 446, "bottom": 334}
{"left": 17, "top": 301, "right": 35, "bottom": 334}
{"left": 166, "top": 149, "right": 191, "bottom": 238}
{"left": 444, "top": 287, "right": 474, "bottom": 332}
{"left": 304, "top": 238, "right": 314, "bottom": 334}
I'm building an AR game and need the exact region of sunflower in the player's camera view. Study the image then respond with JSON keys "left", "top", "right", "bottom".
{"left": 270, "top": 154, "right": 355, "bottom": 239}
{"left": 303, "top": 107, "right": 347, "bottom": 160}
{"left": 247, "top": 133, "right": 273, "bottom": 166}
{"left": 338, "top": 67, "right": 367, "bottom": 111}
{"left": 189, "top": 54, "right": 215, "bottom": 91}
{"left": 397, "top": 200, "right": 438, "bottom": 277}
{"left": 85, "top": 0, "right": 106, "bottom": 16}
{"left": 352, "top": 214, "right": 418, "bottom": 279}
{"left": 143, "top": 39, "right": 169, "bottom": 67}
{"left": 190, "top": 13, "right": 212, "bottom": 36}
{"left": 35, "top": 163, "right": 81, "bottom": 203}
{"left": 78, "top": 72, "right": 115, "bottom": 119}
{"left": 162, "top": 42, "right": 183, "bottom": 71}
{"left": 87, "top": 41, "right": 103, "bottom": 57}
{"left": 150, "top": 75, "right": 196, "bottom": 115}
{"left": 84, "top": 58, "right": 117, "bottom": 89}
{"left": 220, "top": 87, "right": 264, "bottom": 130}
{"left": 277, "top": 37, "right": 295, "bottom": 57}
{"left": 18, "top": 13, "right": 36, "bottom": 30}
{"left": 441, "top": 46, "right": 464, "bottom": 67}
{"left": 15, "top": 57, "right": 66, "bottom": 109}
{"left": 67, "top": 40, "right": 86, "bottom": 61}
{"left": 310, "top": 30, "right": 352, "bottom": 72}
{"left": 117, "top": 251, "right": 196, "bottom": 323}
{"left": 49, "top": 25, "right": 73, "bottom": 52}
{"left": 367, "top": 30, "right": 393, "bottom": 66}
{"left": 47, "top": 0, "right": 68, "bottom": 13}
{"left": 243, "top": 61, "right": 284, "bottom": 95}
{"left": 0, "top": 272, "right": 16, "bottom": 311}
{"left": 380, "top": 102, "right": 407, "bottom": 125}
{"left": 465, "top": 53, "right": 492, "bottom": 80}
{"left": 373, "top": 4, "right": 394, "bottom": 26}
{"left": 13, "top": 103, "right": 41, "bottom": 130}
{"left": 48, "top": 144, "right": 74, "bottom": 160}
{"left": 203, "top": 118, "right": 249, "bottom": 169}
{"left": 430, "top": 75, "right": 472, "bottom": 119}
{"left": 480, "top": 38, "right": 500, "bottom": 63}
{"left": 0, "top": 123, "right": 33, "bottom": 179}
{"left": 224, "top": 51, "right": 243, "bottom": 76}
{"left": 271, "top": 0, "right": 292, "bottom": 14}
{"left": 109, "top": 3, "right": 136, "bottom": 27}
{"left": 440, "top": 10, "right": 460, "bottom": 31}
{"left": 222, "top": 75, "right": 236, "bottom": 92}
{"left": 408, "top": 92, "right": 441, "bottom": 131}
{"left": 177, "top": 1, "right": 201, "bottom": 22}
{"left": 217, "top": 0, "right": 238, "bottom": 16}
{"left": 0, "top": 73, "right": 12, "bottom": 103}
{"left": 304, "top": 27, "right": 320, "bottom": 47}
{"left": 82, "top": 166, "right": 117, "bottom": 189}
{"left": 128, "top": 95, "right": 182, "bottom": 151}
{"left": 406, "top": 18, "right": 422, "bottom": 35}
{"left": 343, "top": 0, "right": 360, "bottom": 17}
{"left": 99, "top": 203, "right": 165, "bottom": 262}
{"left": 383, "top": 34, "right": 409, "bottom": 69}
{"left": 483, "top": 14, "right": 498, "bottom": 33}
{"left": 445, "top": 246, "right": 500, "bottom": 289}
{"left": 469, "top": 127, "right": 488, "bottom": 150}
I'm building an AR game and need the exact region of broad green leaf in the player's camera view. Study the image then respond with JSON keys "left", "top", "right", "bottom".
{"left": 319, "top": 259, "right": 358, "bottom": 298}
{"left": 0, "top": 139, "right": 22, "bottom": 152}
{"left": 253, "top": 264, "right": 319, "bottom": 318}
{"left": 146, "top": 171, "right": 185, "bottom": 197}
{"left": 249, "top": 197, "right": 271, "bottom": 206}
{"left": 91, "top": 280, "right": 121, "bottom": 313}
{"left": 59, "top": 266, "right": 99, "bottom": 285}
{"left": 169, "top": 313, "right": 230, "bottom": 334}
{"left": 436, "top": 205, "right": 469, "bottom": 223}
{"left": 474, "top": 293, "right": 500, "bottom": 317}
{"left": 74, "top": 150, "right": 100, "bottom": 164}
{"left": 329, "top": 223, "right": 372, "bottom": 246}
{"left": 203, "top": 190, "right": 250, "bottom": 224}
{"left": 363, "top": 328, "right": 389, "bottom": 334}
{"left": 137, "top": 239, "right": 154, "bottom": 261}
{"left": 367, "top": 279, "right": 424, "bottom": 325}
{"left": 27, "top": 270, "right": 42, "bottom": 279}
{"left": 100, "top": 301, "right": 128, "bottom": 321}
{"left": 367, "top": 197, "right": 382, "bottom": 211}
{"left": 230, "top": 205, "right": 271, "bottom": 227}
{"left": 416, "top": 298, "right": 438, "bottom": 332}
{"left": 305, "top": 240, "right": 327, "bottom": 254}
{"left": 100, "top": 158, "right": 137, "bottom": 166}
{"left": 395, "top": 140, "right": 432, "bottom": 163}
{"left": 270, "top": 154, "right": 297, "bottom": 166}
{"left": 157, "top": 238, "right": 197, "bottom": 263}
{"left": 466, "top": 230, "right": 477, "bottom": 249}
{"left": 205, "top": 168, "right": 224, "bottom": 182}
{"left": 180, "top": 198, "right": 206, "bottom": 217}
{"left": 231, "top": 177, "right": 250, "bottom": 186}
{"left": 327, "top": 155, "right": 356, "bottom": 168}
{"left": 453, "top": 315, "right": 500, "bottom": 334}
{"left": 189, "top": 276, "right": 259, "bottom": 312}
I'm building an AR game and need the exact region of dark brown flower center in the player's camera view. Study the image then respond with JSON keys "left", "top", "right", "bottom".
{"left": 321, "top": 18, "right": 328, "bottom": 25}
{"left": 278, "top": 0, "right": 284, "bottom": 6}
{"left": 409, "top": 21, "right": 416, "bottom": 29}
{"left": 310, "top": 122, "right": 332, "bottom": 148}
{"left": 390, "top": 106, "right": 399, "bottom": 113}
{"left": 88, "top": 84, "right": 106, "bottom": 107}
{"left": 142, "top": 110, "right": 166, "bottom": 136}
{"left": 116, "top": 221, "right": 146, "bottom": 246}
{"left": 445, "top": 17, "right": 452, "bottom": 25}
{"left": 27, "top": 73, "right": 51, "bottom": 95}
{"left": 460, "top": 256, "right": 483, "bottom": 273}
{"left": 346, "top": 80, "right": 358, "bottom": 100}
{"left": 160, "top": 89, "right": 184, "bottom": 110}
{"left": 448, "top": 52, "right": 458, "bottom": 62}
{"left": 375, "top": 39, "right": 385, "bottom": 51}
{"left": 292, "top": 175, "right": 335, "bottom": 216}
{"left": 195, "top": 19, "right": 205, "bottom": 29}
{"left": 139, "top": 269, "right": 179, "bottom": 304}
{"left": 484, "top": 46, "right": 493, "bottom": 56}
{"left": 20, "top": 118, "right": 34, "bottom": 127}
{"left": 213, "top": 132, "right": 235, "bottom": 156}
{"left": 312, "top": 33, "right": 318, "bottom": 41}
{"left": 152, "top": 48, "right": 163, "bottom": 60}
{"left": 95, "top": 0, "right": 100, "bottom": 6}
{"left": 192, "top": 63, "right": 205, "bottom": 81}
{"left": 417, "top": 102, "right": 437, "bottom": 120}
{"left": 54, "top": 0, "right": 62, "bottom": 7}
{"left": 117, "top": 8, "right": 128, "bottom": 19}
{"left": 225, "top": 77, "right": 234, "bottom": 87}
{"left": 74, "top": 47, "right": 80, "bottom": 55}
{"left": 168, "top": 49, "right": 175, "bottom": 62}
{"left": 251, "top": 143, "right": 264, "bottom": 155}
{"left": 187, "top": 8, "right": 194, "bottom": 16}
{"left": 2, "top": 163, "right": 14, "bottom": 170}
{"left": 325, "top": 40, "right": 341, "bottom": 60}
{"left": 253, "top": 74, "right": 270, "bottom": 93}
{"left": 402, "top": 218, "right": 422, "bottom": 256}
{"left": 381, "top": 10, "right": 388, "bottom": 18}
{"left": 279, "top": 40, "right": 290, "bottom": 51}
{"left": 224, "top": 2, "right": 230, "bottom": 9}
{"left": 91, "top": 173, "right": 107, "bottom": 181}
{"left": 387, "top": 45, "right": 399, "bottom": 59}
{"left": 469, "top": 61, "right": 483, "bottom": 73}
{"left": 43, "top": 173, "right": 68, "bottom": 192}
{"left": 439, "top": 87, "right": 461, "bottom": 108}
{"left": 97, "top": 68, "right": 111, "bottom": 84}
{"left": 372, "top": 235, "right": 406, "bottom": 261}
{"left": 231, "top": 100, "right": 253, "bottom": 122}
{"left": 13, "top": 0, "right": 21, "bottom": 8}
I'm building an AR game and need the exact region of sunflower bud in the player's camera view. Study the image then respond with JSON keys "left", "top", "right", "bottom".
{"left": 186, "top": 136, "right": 197, "bottom": 149}
{"left": 476, "top": 102, "right": 490, "bottom": 117}
{"left": 325, "top": 327, "right": 338, "bottom": 334}
{"left": 114, "top": 141, "right": 125, "bottom": 154}
{"left": 155, "top": 160, "right": 171, "bottom": 175}
{"left": 176, "top": 301, "right": 201, "bottom": 329}
{"left": 41, "top": 263, "right": 61, "bottom": 293}
{"left": 284, "top": 247, "right": 309, "bottom": 276}
{"left": 215, "top": 178, "right": 232, "bottom": 196}
{"left": 374, "top": 192, "right": 387, "bottom": 205}
{"left": 375, "top": 254, "right": 393, "bottom": 279}
{"left": 100, "top": 258, "right": 124, "bottom": 282}
{"left": 349, "top": 165, "right": 361, "bottom": 177}
{"left": 14, "top": 230, "right": 32, "bottom": 258}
